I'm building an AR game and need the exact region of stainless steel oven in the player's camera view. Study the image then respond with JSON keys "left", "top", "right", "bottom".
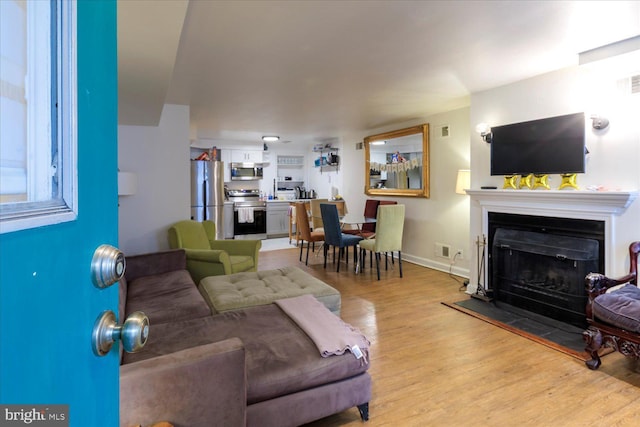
{"left": 228, "top": 189, "right": 267, "bottom": 240}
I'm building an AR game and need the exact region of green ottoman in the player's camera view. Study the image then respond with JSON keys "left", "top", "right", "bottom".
{"left": 198, "top": 266, "right": 341, "bottom": 315}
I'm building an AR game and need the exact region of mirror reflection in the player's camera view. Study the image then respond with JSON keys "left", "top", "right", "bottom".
{"left": 364, "top": 124, "right": 429, "bottom": 198}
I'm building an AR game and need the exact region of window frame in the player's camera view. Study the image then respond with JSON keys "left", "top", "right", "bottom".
{"left": 0, "top": 0, "right": 77, "bottom": 234}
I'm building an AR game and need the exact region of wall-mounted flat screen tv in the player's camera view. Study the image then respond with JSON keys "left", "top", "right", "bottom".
{"left": 490, "top": 112, "right": 586, "bottom": 176}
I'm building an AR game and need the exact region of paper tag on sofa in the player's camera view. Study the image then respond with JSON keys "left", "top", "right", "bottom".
{"left": 351, "top": 345, "right": 363, "bottom": 360}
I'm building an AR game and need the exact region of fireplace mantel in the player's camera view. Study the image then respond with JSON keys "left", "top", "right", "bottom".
{"left": 466, "top": 189, "right": 638, "bottom": 293}
{"left": 466, "top": 189, "right": 637, "bottom": 216}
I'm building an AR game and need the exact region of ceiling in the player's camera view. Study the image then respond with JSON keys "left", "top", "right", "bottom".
{"left": 118, "top": 1, "right": 640, "bottom": 146}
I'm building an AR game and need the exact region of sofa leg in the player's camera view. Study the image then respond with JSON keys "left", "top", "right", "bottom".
{"left": 357, "top": 402, "right": 369, "bottom": 421}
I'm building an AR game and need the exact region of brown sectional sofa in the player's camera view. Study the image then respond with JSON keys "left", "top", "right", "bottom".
{"left": 119, "top": 249, "right": 371, "bottom": 427}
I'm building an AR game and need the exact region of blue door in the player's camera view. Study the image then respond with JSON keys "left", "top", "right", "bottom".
{"left": 0, "top": 1, "right": 119, "bottom": 425}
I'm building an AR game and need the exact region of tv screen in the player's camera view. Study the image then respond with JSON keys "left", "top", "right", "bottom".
{"left": 490, "top": 112, "right": 586, "bottom": 176}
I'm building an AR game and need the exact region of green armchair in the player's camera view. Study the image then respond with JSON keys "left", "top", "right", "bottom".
{"left": 168, "top": 220, "right": 261, "bottom": 284}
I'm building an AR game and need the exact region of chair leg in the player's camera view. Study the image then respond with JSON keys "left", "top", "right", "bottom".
{"left": 305, "top": 242, "right": 311, "bottom": 265}
{"left": 385, "top": 252, "right": 388, "bottom": 270}
{"left": 399, "top": 251, "right": 403, "bottom": 278}
{"left": 337, "top": 247, "right": 342, "bottom": 272}
{"left": 375, "top": 252, "right": 380, "bottom": 280}
{"left": 345, "top": 246, "right": 349, "bottom": 265}
{"left": 323, "top": 244, "right": 328, "bottom": 268}
{"left": 299, "top": 240, "right": 304, "bottom": 262}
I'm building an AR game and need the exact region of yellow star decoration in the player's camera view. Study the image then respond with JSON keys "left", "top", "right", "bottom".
{"left": 558, "top": 173, "right": 579, "bottom": 190}
{"left": 519, "top": 174, "right": 534, "bottom": 189}
{"left": 533, "top": 174, "right": 550, "bottom": 190}
{"left": 503, "top": 175, "right": 518, "bottom": 189}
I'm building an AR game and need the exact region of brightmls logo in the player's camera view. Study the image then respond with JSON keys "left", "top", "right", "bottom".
{"left": 1, "top": 405, "right": 68, "bottom": 426}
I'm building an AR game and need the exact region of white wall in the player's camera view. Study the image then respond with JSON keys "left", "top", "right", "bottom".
{"left": 118, "top": 104, "right": 191, "bottom": 255}
{"left": 335, "top": 106, "right": 472, "bottom": 277}
{"left": 470, "top": 65, "right": 640, "bottom": 278}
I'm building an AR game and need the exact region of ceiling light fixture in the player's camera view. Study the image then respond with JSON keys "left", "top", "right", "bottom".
{"left": 262, "top": 136, "right": 280, "bottom": 142}
{"left": 371, "top": 140, "right": 386, "bottom": 145}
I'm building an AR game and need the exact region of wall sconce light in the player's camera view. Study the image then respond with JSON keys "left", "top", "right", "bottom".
{"left": 590, "top": 115, "right": 609, "bottom": 130}
{"left": 475, "top": 123, "right": 492, "bottom": 143}
{"left": 118, "top": 172, "right": 137, "bottom": 196}
{"left": 262, "top": 136, "right": 279, "bottom": 142}
{"left": 455, "top": 169, "right": 471, "bottom": 195}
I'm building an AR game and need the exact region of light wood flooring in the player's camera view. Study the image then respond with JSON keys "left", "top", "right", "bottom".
{"left": 259, "top": 246, "right": 640, "bottom": 427}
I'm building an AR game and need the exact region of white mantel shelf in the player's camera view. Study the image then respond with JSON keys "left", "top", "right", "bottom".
{"left": 466, "top": 189, "right": 638, "bottom": 216}
{"left": 466, "top": 189, "right": 638, "bottom": 291}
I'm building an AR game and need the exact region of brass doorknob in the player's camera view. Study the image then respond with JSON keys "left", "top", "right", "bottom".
{"left": 92, "top": 310, "right": 149, "bottom": 356}
{"left": 91, "top": 244, "right": 126, "bottom": 289}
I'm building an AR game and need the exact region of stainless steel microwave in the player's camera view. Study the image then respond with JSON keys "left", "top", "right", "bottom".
{"left": 230, "top": 163, "right": 264, "bottom": 181}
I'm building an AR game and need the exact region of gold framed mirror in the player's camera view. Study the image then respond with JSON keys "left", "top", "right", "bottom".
{"left": 365, "top": 124, "right": 429, "bottom": 198}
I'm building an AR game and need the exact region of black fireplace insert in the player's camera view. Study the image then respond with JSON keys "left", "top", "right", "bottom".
{"left": 488, "top": 213, "right": 605, "bottom": 328}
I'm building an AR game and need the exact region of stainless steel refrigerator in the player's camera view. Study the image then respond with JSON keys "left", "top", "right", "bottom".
{"left": 191, "top": 160, "right": 225, "bottom": 240}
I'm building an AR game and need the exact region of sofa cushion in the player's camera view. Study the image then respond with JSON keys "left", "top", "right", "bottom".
{"left": 198, "top": 267, "right": 341, "bottom": 314}
{"left": 124, "top": 249, "right": 187, "bottom": 282}
{"left": 126, "top": 270, "right": 211, "bottom": 325}
{"left": 122, "top": 304, "right": 368, "bottom": 404}
{"left": 593, "top": 284, "right": 640, "bottom": 333}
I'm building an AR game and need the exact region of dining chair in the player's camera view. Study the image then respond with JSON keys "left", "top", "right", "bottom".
{"left": 311, "top": 199, "right": 347, "bottom": 232}
{"left": 375, "top": 200, "right": 398, "bottom": 264}
{"left": 353, "top": 200, "right": 398, "bottom": 267}
{"left": 358, "top": 205, "right": 405, "bottom": 280}
{"left": 320, "top": 203, "right": 362, "bottom": 272}
{"left": 295, "top": 202, "right": 325, "bottom": 265}
{"left": 309, "top": 199, "right": 329, "bottom": 232}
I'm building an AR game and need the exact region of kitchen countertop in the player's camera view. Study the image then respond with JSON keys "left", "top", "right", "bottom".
{"left": 266, "top": 199, "right": 320, "bottom": 203}
{"left": 224, "top": 199, "right": 320, "bottom": 204}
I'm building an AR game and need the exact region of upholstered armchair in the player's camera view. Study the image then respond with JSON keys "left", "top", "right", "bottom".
{"left": 168, "top": 220, "right": 261, "bottom": 284}
{"left": 583, "top": 241, "right": 639, "bottom": 370}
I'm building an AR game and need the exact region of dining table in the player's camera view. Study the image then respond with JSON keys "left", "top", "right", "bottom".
{"left": 339, "top": 214, "right": 376, "bottom": 273}
{"left": 340, "top": 214, "right": 376, "bottom": 236}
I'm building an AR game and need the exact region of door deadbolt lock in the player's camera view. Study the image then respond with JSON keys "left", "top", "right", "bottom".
{"left": 92, "top": 310, "right": 149, "bottom": 357}
{"left": 91, "top": 244, "right": 126, "bottom": 289}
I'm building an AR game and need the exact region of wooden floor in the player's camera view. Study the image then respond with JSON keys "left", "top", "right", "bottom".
{"left": 259, "top": 247, "right": 640, "bottom": 427}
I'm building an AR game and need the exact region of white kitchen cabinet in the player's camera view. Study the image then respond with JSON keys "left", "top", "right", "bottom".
{"left": 266, "top": 202, "right": 289, "bottom": 237}
{"left": 221, "top": 150, "right": 232, "bottom": 182}
{"left": 231, "top": 150, "right": 263, "bottom": 163}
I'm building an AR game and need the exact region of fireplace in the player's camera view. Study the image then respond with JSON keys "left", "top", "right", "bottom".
{"left": 468, "top": 189, "right": 638, "bottom": 329}
{"left": 488, "top": 213, "right": 604, "bottom": 328}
